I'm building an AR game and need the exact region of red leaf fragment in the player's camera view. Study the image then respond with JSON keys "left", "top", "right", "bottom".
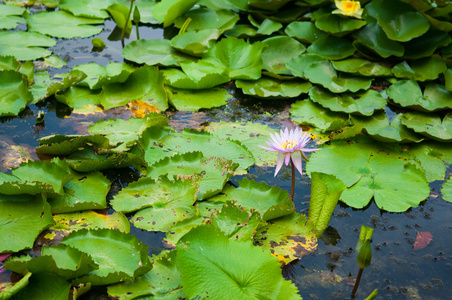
{"left": 413, "top": 231, "right": 433, "bottom": 250}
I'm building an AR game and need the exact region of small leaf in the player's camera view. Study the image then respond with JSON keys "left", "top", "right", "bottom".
{"left": 413, "top": 231, "right": 433, "bottom": 250}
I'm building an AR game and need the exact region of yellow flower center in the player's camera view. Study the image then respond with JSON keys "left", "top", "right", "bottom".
{"left": 281, "top": 140, "right": 296, "bottom": 149}
{"left": 341, "top": 1, "right": 360, "bottom": 13}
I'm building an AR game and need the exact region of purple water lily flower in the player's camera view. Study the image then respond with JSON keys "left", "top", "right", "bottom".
{"left": 260, "top": 127, "right": 321, "bottom": 176}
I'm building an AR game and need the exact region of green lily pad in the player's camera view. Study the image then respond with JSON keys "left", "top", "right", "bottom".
{"left": 403, "top": 29, "right": 451, "bottom": 59}
{"left": 287, "top": 54, "right": 372, "bottom": 93}
{"left": 171, "top": 29, "right": 219, "bottom": 57}
{"left": 255, "top": 18, "right": 283, "bottom": 35}
{"left": 107, "top": 250, "right": 184, "bottom": 300}
{"left": 47, "top": 171, "right": 111, "bottom": 214}
{"left": 5, "top": 244, "right": 97, "bottom": 280}
{"left": 88, "top": 114, "right": 168, "bottom": 152}
{"left": 365, "top": 0, "right": 430, "bottom": 42}
{"left": 254, "top": 212, "right": 317, "bottom": 264}
{"left": 147, "top": 129, "right": 254, "bottom": 174}
{"left": 353, "top": 23, "right": 404, "bottom": 58}
{"left": 210, "top": 201, "right": 264, "bottom": 241}
{"left": 0, "top": 272, "right": 31, "bottom": 299}
{"left": 62, "top": 229, "right": 152, "bottom": 286}
{"left": 201, "top": 36, "right": 266, "bottom": 80}
{"left": 66, "top": 147, "right": 145, "bottom": 172}
{"left": 442, "top": 176, "right": 452, "bottom": 202}
{"left": 290, "top": 98, "right": 350, "bottom": 131}
{"left": 42, "top": 55, "right": 67, "bottom": 69}
{"left": 331, "top": 58, "right": 392, "bottom": 77}
{"left": 5, "top": 272, "right": 71, "bottom": 300}
{"left": 36, "top": 135, "right": 112, "bottom": 156}
{"left": 25, "top": 10, "right": 104, "bottom": 39}
{"left": 315, "top": 13, "right": 366, "bottom": 36}
{"left": 352, "top": 111, "right": 424, "bottom": 143}
{"left": 261, "top": 36, "right": 306, "bottom": 75}
{"left": 107, "top": 3, "right": 133, "bottom": 34}
{"left": 285, "top": 21, "right": 328, "bottom": 44}
{"left": 400, "top": 111, "right": 452, "bottom": 142}
{"left": 176, "top": 225, "right": 302, "bottom": 299}
{"left": 391, "top": 57, "right": 447, "bottom": 81}
{"left": 167, "top": 86, "right": 230, "bottom": 111}
{"left": 210, "top": 178, "right": 293, "bottom": 221}
{"left": 163, "top": 61, "right": 230, "bottom": 90}
{"left": 152, "top": 0, "right": 198, "bottom": 27}
{"left": 225, "top": 24, "right": 257, "bottom": 38}
{"left": 307, "top": 35, "right": 356, "bottom": 60}
{"left": 236, "top": 77, "right": 311, "bottom": 99}
{"left": 134, "top": 0, "right": 158, "bottom": 24}
{"left": 0, "top": 31, "right": 56, "bottom": 61}
{"left": 131, "top": 188, "right": 198, "bottom": 232}
{"left": 306, "top": 136, "right": 431, "bottom": 212}
{"left": 46, "top": 211, "right": 130, "bottom": 241}
{"left": 0, "top": 70, "right": 33, "bottom": 117}
{"left": 111, "top": 175, "right": 199, "bottom": 213}
{"left": 409, "top": 142, "right": 452, "bottom": 182}
{"left": 59, "top": 0, "right": 113, "bottom": 18}
{"left": 0, "top": 4, "right": 25, "bottom": 29}
{"left": 54, "top": 86, "right": 101, "bottom": 111}
{"left": 100, "top": 65, "right": 168, "bottom": 111}
{"left": 147, "top": 152, "right": 238, "bottom": 200}
{"left": 0, "top": 160, "right": 71, "bottom": 196}
{"left": 173, "top": 7, "right": 239, "bottom": 34}
{"left": 46, "top": 69, "right": 87, "bottom": 99}
{"left": 122, "top": 39, "right": 195, "bottom": 67}
{"left": 206, "top": 121, "right": 289, "bottom": 167}
{"left": 0, "top": 194, "right": 54, "bottom": 253}
{"left": 309, "top": 86, "right": 386, "bottom": 116}
{"left": 387, "top": 80, "right": 452, "bottom": 112}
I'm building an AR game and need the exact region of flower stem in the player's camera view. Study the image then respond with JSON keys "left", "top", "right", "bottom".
{"left": 121, "top": 1, "right": 134, "bottom": 44}
{"left": 290, "top": 159, "right": 295, "bottom": 203}
{"left": 351, "top": 268, "right": 364, "bottom": 298}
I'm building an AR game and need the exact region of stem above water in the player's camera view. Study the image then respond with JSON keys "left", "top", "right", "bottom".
{"left": 351, "top": 268, "right": 364, "bottom": 298}
{"left": 290, "top": 159, "right": 295, "bottom": 203}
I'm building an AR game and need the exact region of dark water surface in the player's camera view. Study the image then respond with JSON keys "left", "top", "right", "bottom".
{"left": 1, "top": 12, "right": 451, "bottom": 300}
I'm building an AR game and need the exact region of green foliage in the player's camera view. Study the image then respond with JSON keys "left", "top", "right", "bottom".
{"left": 0, "top": 31, "right": 55, "bottom": 61}
{"left": 0, "top": 70, "right": 33, "bottom": 117}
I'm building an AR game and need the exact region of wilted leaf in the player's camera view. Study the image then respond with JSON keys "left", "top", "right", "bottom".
{"left": 413, "top": 231, "right": 433, "bottom": 250}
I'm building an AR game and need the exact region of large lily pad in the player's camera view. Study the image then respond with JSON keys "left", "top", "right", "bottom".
{"left": 365, "top": 0, "right": 430, "bottom": 42}
{"left": 171, "top": 29, "right": 219, "bottom": 57}
{"left": 0, "top": 194, "right": 54, "bottom": 253}
{"left": 400, "top": 112, "right": 452, "bottom": 142}
{"left": 353, "top": 23, "right": 404, "bottom": 58}
{"left": 331, "top": 58, "right": 392, "bottom": 77}
{"left": 306, "top": 136, "right": 431, "bottom": 212}
{"left": 25, "top": 10, "right": 104, "bottom": 39}
{"left": 100, "top": 65, "right": 168, "bottom": 111}
{"left": 315, "top": 13, "right": 366, "bottom": 36}
{"left": 352, "top": 112, "right": 424, "bottom": 143}
{"left": 387, "top": 80, "right": 452, "bottom": 112}
{"left": 147, "top": 129, "right": 255, "bottom": 174}
{"left": 309, "top": 86, "right": 386, "bottom": 116}
{"left": 201, "top": 36, "right": 266, "bottom": 80}
{"left": 442, "top": 176, "right": 452, "bottom": 203}
{"left": 261, "top": 36, "right": 306, "bottom": 75}
{"left": 122, "top": 39, "right": 195, "bottom": 67}
{"left": 47, "top": 171, "right": 111, "bottom": 213}
{"left": 254, "top": 212, "right": 317, "bottom": 264}
{"left": 4, "top": 272, "right": 71, "bottom": 300}
{"left": 36, "top": 135, "right": 111, "bottom": 156}
{"left": 176, "top": 225, "right": 302, "bottom": 299}
{"left": 0, "top": 31, "right": 56, "bottom": 61}
{"left": 307, "top": 35, "right": 355, "bottom": 60}
{"left": 236, "top": 77, "right": 311, "bottom": 99}
{"left": 173, "top": 7, "right": 239, "bottom": 33}
{"left": 391, "top": 57, "right": 447, "bottom": 82}
{"left": 107, "top": 250, "right": 184, "bottom": 300}
{"left": 210, "top": 178, "right": 293, "bottom": 221}
{"left": 290, "top": 98, "right": 350, "bottom": 131}
{"left": 62, "top": 229, "right": 152, "bottom": 286}
{"left": 167, "top": 86, "right": 230, "bottom": 111}
{"left": 152, "top": 0, "right": 198, "bottom": 27}
{"left": 111, "top": 175, "right": 199, "bottom": 213}
{"left": 287, "top": 54, "right": 372, "bottom": 93}
{"left": 285, "top": 21, "right": 328, "bottom": 44}
{"left": 59, "top": 0, "right": 113, "bottom": 18}
{"left": 0, "top": 70, "right": 33, "bottom": 117}
{"left": 403, "top": 29, "right": 451, "bottom": 59}
{"left": 147, "top": 152, "right": 237, "bottom": 200}
{"left": 0, "top": 4, "right": 25, "bottom": 29}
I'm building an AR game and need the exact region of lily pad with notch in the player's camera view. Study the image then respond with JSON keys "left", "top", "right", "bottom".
{"left": 400, "top": 111, "right": 452, "bottom": 142}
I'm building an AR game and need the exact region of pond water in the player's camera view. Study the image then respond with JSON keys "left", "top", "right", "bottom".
{"left": 1, "top": 4, "right": 452, "bottom": 300}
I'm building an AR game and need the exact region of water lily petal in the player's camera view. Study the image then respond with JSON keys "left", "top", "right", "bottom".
{"left": 291, "top": 151, "right": 303, "bottom": 176}
{"left": 274, "top": 152, "right": 285, "bottom": 176}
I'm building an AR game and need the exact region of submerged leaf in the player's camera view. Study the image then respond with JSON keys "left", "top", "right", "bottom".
{"left": 413, "top": 231, "right": 433, "bottom": 250}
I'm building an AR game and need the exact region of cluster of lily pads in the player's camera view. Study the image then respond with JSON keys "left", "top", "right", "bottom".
{"left": 1, "top": 0, "right": 452, "bottom": 298}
